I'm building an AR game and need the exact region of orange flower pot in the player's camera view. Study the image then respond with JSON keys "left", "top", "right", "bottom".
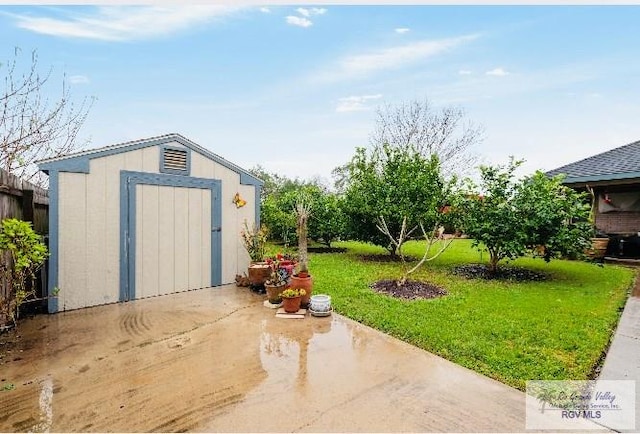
{"left": 282, "top": 296, "right": 302, "bottom": 313}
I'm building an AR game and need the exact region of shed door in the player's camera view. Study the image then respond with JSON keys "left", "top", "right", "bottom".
{"left": 120, "top": 171, "right": 222, "bottom": 302}
{"left": 136, "top": 184, "right": 211, "bottom": 299}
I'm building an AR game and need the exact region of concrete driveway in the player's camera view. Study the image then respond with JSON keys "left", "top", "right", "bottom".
{"left": 1, "top": 284, "right": 530, "bottom": 432}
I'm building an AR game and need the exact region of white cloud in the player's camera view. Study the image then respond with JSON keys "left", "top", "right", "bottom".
{"left": 486, "top": 67, "right": 510, "bottom": 76}
{"left": 395, "top": 28, "right": 410, "bottom": 34}
{"left": 286, "top": 15, "right": 312, "bottom": 28}
{"left": 69, "top": 75, "right": 89, "bottom": 84}
{"left": 317, "top": 34, "right": 478, "bottom": 82}
{"left": 296, "top": 7, "right": 311, "bottom": 17}
{"left": 288, "top": 7, "right": 326, "bottom": 27}
{"left": 336, "top": 94, "right": 383, "bottom": 113}
{"left": 8, "top": 6, "right": 241, "bottom": 41}
{"left": 297, "top": 7, "right": 327, "bottom": 17}
{"left": 458, "top": 69, "right": 472, "bottom": 75}
{"left": 259, "top": 7, "right": 271, "bottom": 13}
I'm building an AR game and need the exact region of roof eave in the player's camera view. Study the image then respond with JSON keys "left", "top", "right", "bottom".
{"left": 560, "top": 171, "right": 640, "bottom": 188}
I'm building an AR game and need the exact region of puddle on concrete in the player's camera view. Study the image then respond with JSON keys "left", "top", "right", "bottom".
{"left": 1, "top": 285, "right": 528, "bottom": 432}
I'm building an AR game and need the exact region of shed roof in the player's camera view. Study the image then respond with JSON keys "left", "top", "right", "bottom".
{"left": 546, "top": 139, "right": 640, "bottom": 185}
{"left": 38, "top": 133, "right": 263, "bottom": 186}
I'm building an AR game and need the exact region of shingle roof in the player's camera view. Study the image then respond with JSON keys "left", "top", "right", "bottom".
{"left": 547, "top": 139, "right": 640, "bottom": 183}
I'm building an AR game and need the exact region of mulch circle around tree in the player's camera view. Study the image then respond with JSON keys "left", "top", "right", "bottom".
{"left": 359, "top": 254, "right": 419, "bottom": 263}
{"left": 371, "top": 279, "right": 447, "bottom": 300}
{"left": 307, "top": 247, "right": 347, "bottom": 254}
{"left": 452, "top": 264, "right": 549, "bottom": 281}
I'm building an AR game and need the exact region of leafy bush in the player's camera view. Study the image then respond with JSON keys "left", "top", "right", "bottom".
{"left": 0, "top": 218, "right": 48, "bottom": 326}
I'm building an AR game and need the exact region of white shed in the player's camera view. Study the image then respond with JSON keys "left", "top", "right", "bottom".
{"left": 38, "top": 134, "right": 262, "bottom": 312}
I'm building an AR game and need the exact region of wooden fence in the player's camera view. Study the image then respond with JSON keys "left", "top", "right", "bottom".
{"left": 0, "top": 167, "right": 49, "bottom": 233}
{"left": 1, "top": 168, "right": 50, "bottom": 320}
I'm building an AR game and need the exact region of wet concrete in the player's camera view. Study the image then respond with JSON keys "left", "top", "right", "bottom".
{"left": 1, "top": 285, "right": 530, "bottom": 432}
{"left": 598, "top": 275, "right": 640, "bottom": 432}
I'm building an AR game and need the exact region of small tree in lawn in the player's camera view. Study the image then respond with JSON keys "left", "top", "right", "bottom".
{"left": 459, "top": 158, "right": 592, "bottom": 274}
{"left": 342, "top": 144, "right": 451, "bottom": 256}
{"left": 342, "top": 143, "right": 462, "bottom": 285}
{"left": 515, "top": 170, "right": 592, "bottom": 261}
{"left": 458, "top": 159, "right": 525, "bottom": 273}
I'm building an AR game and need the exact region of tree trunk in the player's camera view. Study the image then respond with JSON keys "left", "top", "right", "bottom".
{"left": 488, "top": 254, "right": 499, "bottom": 274}
{"left": 298, "top": 224, "right": 308, "bottom": 273}
{"left": 387, "top": 243, "right": 398, "bottom": 257}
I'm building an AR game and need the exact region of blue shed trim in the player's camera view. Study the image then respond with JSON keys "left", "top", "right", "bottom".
{"left": 39, "top": 134, "right": 264, "bottom": 189}
{"left": 239, "top": 172, "right": 262, "bottom": 226}
{"left": 119, "top": 171, "right": 222, "bottom": 302}
{"left": 254, "top": 185, "right": 262, "bottom": 227}
{"left": 40, "top": 158, "right": 89, "bottom": 174}
{"left": 47, "top": 170, "right": 59, "bottom": 313}
{"left": 159, "top": 144, "right": 191, "bottom": 176}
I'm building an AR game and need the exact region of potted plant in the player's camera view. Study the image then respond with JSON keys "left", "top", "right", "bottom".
{"left": 240, "top": 220, "right": 271, "bottom": 287}
{"left": 290, "top": 195, "right": 314, "bottom": 307}
{"left": 264, "top": 256, "right": 292, "bottom": 305}
{"left": 279, "top": 287, "right": 306, "bottom": 313}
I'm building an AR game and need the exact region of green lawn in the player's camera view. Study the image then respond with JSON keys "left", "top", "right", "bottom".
{"left": 301, "top": 239, "right": 634, "bottom": 390}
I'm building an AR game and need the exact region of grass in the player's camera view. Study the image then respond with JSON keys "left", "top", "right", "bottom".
{"left": 300, "top": 239, "right": 635, "bottom": 391}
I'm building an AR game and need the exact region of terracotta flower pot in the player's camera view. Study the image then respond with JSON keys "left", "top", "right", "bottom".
{"left": 290, "top": 274, "right": 313, "bottom": 308}
{"left": 586, "top": 237, "right": 609, "bottom": 259}
{"left": 248, "top": 262, "right": 271, "bottom": 286}
{"left": 265, "top": 283, "right": 286, "bottom": 304}
{"left": 282, "top": 296, "right": 302, "bottom": 313}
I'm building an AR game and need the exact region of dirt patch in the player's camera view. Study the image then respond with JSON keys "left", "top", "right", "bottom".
{"left": 359, "top": 254, "right": 418, "bottom": 263}
{"left": 452, "top": 264, "right": 548, "bottom": 282}
{"left": 370, "top": 279, "right": 447, "bottom": 300}
{"left": 307, "top": 247, "right": 347, "bottom": 254}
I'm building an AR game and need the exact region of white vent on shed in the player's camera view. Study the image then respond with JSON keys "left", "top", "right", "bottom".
{"left": 163, "top": 148, "right": 188, "bottom": 171}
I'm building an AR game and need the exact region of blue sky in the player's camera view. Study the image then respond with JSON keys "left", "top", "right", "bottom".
{"left": 1, "top": 5, "right": 639, "bottom": 184}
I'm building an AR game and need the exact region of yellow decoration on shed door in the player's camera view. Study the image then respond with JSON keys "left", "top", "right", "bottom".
{"left": 233, "top": 193, "right": 247, "bottom": 208}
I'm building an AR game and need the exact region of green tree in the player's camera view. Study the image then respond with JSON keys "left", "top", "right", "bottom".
{"left": 458, "top": 158, "right": 592, "bottom": 273}
{"left": 342, "top": 144, "right": 456, "bottom": 256}
{"left": 516, "top": 170, "right": 592, "bottom": 261}
{"left": 309, "top": 192, "right": 346, "bottom": 248}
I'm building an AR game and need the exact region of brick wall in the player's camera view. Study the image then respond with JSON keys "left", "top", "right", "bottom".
{"left": 596, "top": 211, "right": 640, "bottom": 234}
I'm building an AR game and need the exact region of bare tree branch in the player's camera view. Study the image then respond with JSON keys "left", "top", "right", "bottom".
{"left": 369, "top": 98, "right": 483, "bottom": 178}
{"left": 0, "top": 48, "right": 94, "bottom": 187}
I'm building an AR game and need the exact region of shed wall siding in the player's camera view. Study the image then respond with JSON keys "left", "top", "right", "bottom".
{"left": 55, "top": 142, "right": 256, "bottom": 310}
{"left": 58, "top": 172, "right": 88, "bottom": 310}
{"left": 190, "top": 152, "right": 254, "bottom": 281}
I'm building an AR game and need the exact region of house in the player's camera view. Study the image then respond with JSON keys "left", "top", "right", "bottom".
{"left": 38, "top": 134, "right": 263, "bottom": 312}
{"left": 547, "top": 139, "right": 640, "bottom": 257}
